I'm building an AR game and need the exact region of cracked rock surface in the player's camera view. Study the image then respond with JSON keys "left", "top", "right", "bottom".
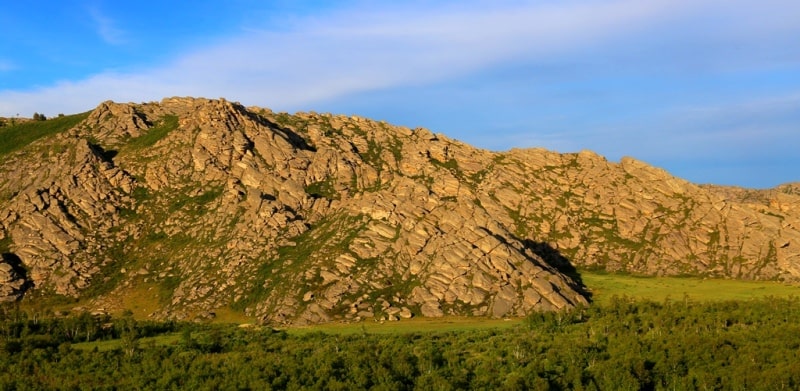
{"left": 0, "top": 97, "right": 797, "bottom": 324}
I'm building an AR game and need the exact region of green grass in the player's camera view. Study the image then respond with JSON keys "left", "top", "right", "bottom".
{"left": 168, "top": 186, "right": 223, "bottom": 214}
{"left": 269, "top": 270, "right": 800, "bottom": 335}
{"left": 290, "top": 272, "right": 798, "bottom": 334}
{"left": 0, "top": 235, "right": 11, "bottom": 253}
{"left": 232, "top": 213, "right": 367, "bottom": 312}
{"left": 72, "top": 332, "right": 183, "bottom": 352}
{"left": 125, "top": 115, "right": 179, "bottom": 150}
{"left": 581, "top": 270, "right": 800, "bottom": 305}
{"left": 305, "top": 178, "right": 340, "bottom": 200}
{"left": 359, "top": 139, "right": 385, "bottom": 173}
{"left": 285, "top": 316, "right": 522, "bottom": 336}
{"left": 119, "top": 282, "right": 175, "bottom": 318}
{"left": 429, "top": 157, "right": 463, "bottom": 180}
{"left": 0, "top": 112, "right": 90, "bottom": 158}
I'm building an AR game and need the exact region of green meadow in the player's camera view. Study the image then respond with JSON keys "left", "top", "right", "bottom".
{"left": 8, "top": 272, "right": 800, "bottom": 389}
{"left": 581, "top": 270, "right": 799, "bottom": 304}
{"left": 286, "top": 316, "right": 521, "bottom": 336}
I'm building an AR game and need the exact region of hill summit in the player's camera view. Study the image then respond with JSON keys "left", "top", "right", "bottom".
{"left": 0, "top": 97, "right": 798, "bottom": 324}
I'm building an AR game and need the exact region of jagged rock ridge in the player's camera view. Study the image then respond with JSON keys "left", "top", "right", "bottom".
{"left": 0, "top": 97, "right": 797, "bottom": 324}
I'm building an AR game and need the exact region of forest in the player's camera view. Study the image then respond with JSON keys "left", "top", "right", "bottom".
{"left": 2, "top": 295, "right": 799, "bottom": 390}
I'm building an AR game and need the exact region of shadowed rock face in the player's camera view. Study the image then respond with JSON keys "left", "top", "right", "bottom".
{"left": 0, "top": 253, "right": 31, "bottom": 302}
{"left": 0, "top": 97, "right": 797, "bottom": 323}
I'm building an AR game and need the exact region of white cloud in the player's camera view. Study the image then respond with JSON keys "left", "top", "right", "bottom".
{"left": 1, "top": 0, "right": 798, "bottom": 118}
{"left": 0, "top": 0, "right": 695, "bottom": 115}
{"left": 588, "top": 92, "right": 800, "bottom": 161}
{"left": 0, "top": 60, "right": 14, "bottom": 72}
{"left": 88, "top": 7, "right": 127, "bottom": 45}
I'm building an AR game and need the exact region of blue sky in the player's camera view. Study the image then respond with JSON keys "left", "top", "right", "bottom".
{"left": 1, "top": 0, "right": 798, "bottom": 188}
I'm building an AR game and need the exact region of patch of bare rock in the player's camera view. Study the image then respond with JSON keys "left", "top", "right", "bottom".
{"left": 0, "top": 97, "right": 797, "bottom": 324}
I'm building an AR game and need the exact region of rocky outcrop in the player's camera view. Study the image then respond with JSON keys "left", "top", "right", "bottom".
{"left": 0, "top": 134, "right": 134, "bottom": 297}
{"left": 0, "top": 254, "right": 30, "bottom": 302}
{"left": 0, "top": 96, "right": 798, "bottom": 324}
{"left": 475, "top": 151, "right": 800, "bottom": 280}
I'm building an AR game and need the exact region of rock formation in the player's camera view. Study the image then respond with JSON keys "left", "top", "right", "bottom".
{"left": 0, "top": 97, "right": 797, "bottom": 323}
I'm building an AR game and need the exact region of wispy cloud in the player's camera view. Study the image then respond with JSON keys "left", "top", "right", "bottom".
{"left": 0, "top": 60, "right": 14, "bottom": 72}
{"left": 660, "top": 94, "right": 800, "bottom": 152}
{"left": 0, "top": 0, "right": 696, "bottom": 114}
{"left": 580, "top": 93, "right": 800, "bottom": 161}
{"left": 88, "top": 7, "right": 127, "bottom": 45}
{"left": 1, "top": 0, "right": 797, "bottom": 187}
{"left": 1, "top": 0, "right": 798, "bottom": 117}
{"left": 480, "top": 90, "right": 800, "bottom": 187}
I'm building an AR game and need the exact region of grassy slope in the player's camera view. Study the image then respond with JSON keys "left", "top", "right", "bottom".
{"left": 284, "top": 271, "right": 800, "bottom": 334}
{"left": 581, "top": 270, "right": 800, "bottom": 304}
{"left": 286, "top": 317, "right": 521, "bottom": 336}
{"left": 0, "top": 112, "right": 90, "bottom": 158}
{"left": 69, "top": 269, "right": 800, "bottom": 356}
{"left": 72, "top": 332, "right": 183, "bottom": 352}
{"left": 72, "top": 270, "right": 800, "bottom": 337}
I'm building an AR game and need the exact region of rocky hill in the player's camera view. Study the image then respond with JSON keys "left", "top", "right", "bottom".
{"left": 0, "top": 97, "right": 798, "bottom": 324}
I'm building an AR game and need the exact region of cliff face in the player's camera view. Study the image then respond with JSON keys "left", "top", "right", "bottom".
{"left": 0, "top": 97, "right": 797, "bottom": 323}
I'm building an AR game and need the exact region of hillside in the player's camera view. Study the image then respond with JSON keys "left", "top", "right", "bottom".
{"left": 0, "top": 97, "right": 798, "bottom": 324}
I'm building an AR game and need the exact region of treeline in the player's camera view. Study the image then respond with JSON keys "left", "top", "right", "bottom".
{"left": 2, "top": 296, "right": 800, "bottom": 390}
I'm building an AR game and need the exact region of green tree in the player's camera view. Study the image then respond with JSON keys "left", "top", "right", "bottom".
{"left": 118, "top": 312, "right": 139, "bottom": 357}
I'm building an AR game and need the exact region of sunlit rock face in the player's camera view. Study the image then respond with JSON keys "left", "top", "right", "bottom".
{"left": 0, "top": 97, "right": 797, "bottom": 323}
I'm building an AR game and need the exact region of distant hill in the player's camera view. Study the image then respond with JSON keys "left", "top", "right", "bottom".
{"left": 0, "top": 97, "right": 797, "bottom": 324}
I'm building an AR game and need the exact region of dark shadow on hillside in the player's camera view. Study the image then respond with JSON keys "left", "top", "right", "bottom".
{"left": 246, "top": 111, "right": 317, "bottom": 152}
{"left": 88, "top": 143, "right": 118, "bottom": 162}
{"left": 481, "top": 227, "right": 592, "bottom": 303}
{"left": 1, "top": 252, "right": 34, "bottom": 298}
{"left": 518, "top": 238, "right": 592, "bottom": 303}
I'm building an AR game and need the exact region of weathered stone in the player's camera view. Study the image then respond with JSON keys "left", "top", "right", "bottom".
{"left": 356, "top": 310, "right": 374, "bottom": 318}
{"left": 399, "top": 307, "right": 413, "bottom": 319}
{"left": 0, "top": 96, "right": 795, "bottom": 326}
{"left": 420, "top": 302, "right": 443, "bottom": 317}
{"left": 302, "top": 291, "right": 314, "bottom": 302}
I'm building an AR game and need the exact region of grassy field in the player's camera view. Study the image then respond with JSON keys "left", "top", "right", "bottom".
{"left": 36, "top": 270, "right": 800, "bottom": 340}
{"left": 61, "top": 270, "right": 800, "bottom": 353}
{"left": 581, "top": 270, "right": 800, "bottom": 304}
{"left": 285, "top": 271, "right": 800, "bottom": 334}
{"left": 0, "top": 112, "right": 89, "bottom": 158}
{"left": 72, "top": 332, "right": 183, "bottom": 352}
{"left": 68, "top": 318, "right": 521, "bottom": 350}
{"left": 285, "top": 316, "right": 521, "bottom": 336}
